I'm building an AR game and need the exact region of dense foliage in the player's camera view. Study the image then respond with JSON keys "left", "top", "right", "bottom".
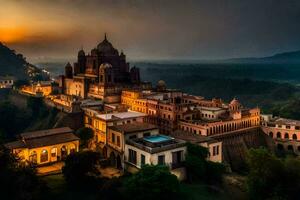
{"left": 0, "top": 101, "right": 31, "bottom": 141}
{"left": 0, "top": 146, "right": 46, "bottom": 200}
{"left": 246, "top": 148, "right": 300, "bottom": 200}
{"left": 136, "top": 63, "right": 300, "bottom": 119}
{"left": 124, "top": 165, "right": 180, "bottom": 200}
{"left": 62, "top": 151, "right": 102, "bottom": 188}
{"left": 185, "top": 143, "right": 225, "bottom": 184}
{"left": 0, "top": 94, "right": 60, "bottom": 143}
{"left": 0, "top": 42, "right": 48, "bottom": 80}
{"left": 75, "top": 127, "right": 94, "bottom": 148}
{"left": 27, "top": 96, "right": 49, "bottom": 119}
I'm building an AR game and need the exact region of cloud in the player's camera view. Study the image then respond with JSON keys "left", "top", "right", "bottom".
{"left": 2, "top": 0, "right": 300, "bottom": 61}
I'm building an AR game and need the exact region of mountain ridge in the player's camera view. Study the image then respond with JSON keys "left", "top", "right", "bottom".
{"left": 224, "top": 50, "right": 300, "bottom": 64}
{"left": 0, "top": 42, "right": 49, "bottom": 80}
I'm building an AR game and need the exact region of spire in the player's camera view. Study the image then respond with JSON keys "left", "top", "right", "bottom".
{"left": 104, "top": 32, "right": 107, "bottom": 41}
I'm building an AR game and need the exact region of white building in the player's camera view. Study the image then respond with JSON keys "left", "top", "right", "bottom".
{"left": 125, "top": 134, "right": 186, "bottom": 172}
{"left": 170, "top": 130, "right": 222, "bottom": 163}
{"left": 0, "top": 76, "right": 14, "bottom": 89}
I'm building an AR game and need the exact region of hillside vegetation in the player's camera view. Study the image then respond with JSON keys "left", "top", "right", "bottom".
{"left": 0, "top": 42, "right": 48, "bottom": 80}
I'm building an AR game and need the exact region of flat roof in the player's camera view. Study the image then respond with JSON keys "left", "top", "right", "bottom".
{"left": 96, "top": 111, "right": 146, "bottom": 121}
{"left": 21, "top": 127, "right": 73, "bottom": 139}
{"left": 109, "top": 123, "right": 157, "bottom": 134}
{"left": 170, "top": 130, "right": 218, "bottom": 144}
{"left": 127, "top": 135, "right": 186, "bottom": 154}
{"left": 199, "top": 106, "right": 225, "bottom": 111}
{"left": 270, "top": 117, "right": 300, "bottom": 126}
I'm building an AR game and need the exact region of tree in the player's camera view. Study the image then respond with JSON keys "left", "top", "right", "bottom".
{"left": 246, "top": 148, "right": 285, "bottom": 200}
{"left": 62, "top": 151, "right": 101, "bottom": 188}
{"left": 0, "top": 101, "right": 31, "bottom": 139}
{"left": 0, "top": 146, "right": 46, "bottom": 200}
{"left": 124, "top": 165, "right": 180, "bottom": 200}
{"left": 282, "top": 157, "right": 300, "bottom": 200}
{"left": 27, "top": 96, "right": 48, "bottom": 118}
{"left": 75, "top": 127, "right": 94, "bottom": 148}
{"left": 185, "top": 143, "right": 225, "bottom": 183}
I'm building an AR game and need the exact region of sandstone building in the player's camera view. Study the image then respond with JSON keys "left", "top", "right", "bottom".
{"left": 59, "top": 34, "right": 151, "bottom": 103}
{"left": 5, "top": 127, "right": 79, "bottom": 165}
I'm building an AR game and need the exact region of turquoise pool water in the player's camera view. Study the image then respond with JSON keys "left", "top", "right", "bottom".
{"left": 143, "top": 135, "right": 172, "bottom": 143}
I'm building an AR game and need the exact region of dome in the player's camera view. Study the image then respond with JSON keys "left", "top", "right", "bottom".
{"left": 65, "top": 62, "right": 72, "bottom": 68}
{"left": 91, "top": 48, "right": 98, "bottom": 55}
{"left": 230, "top": 98, "right": 240, "bottom": 105}
{"left": 99, "top": 63, "right": 112, "bottom": 70}
{"left": 97, "top": 33, "right": 118, "bottom": 54}
{"left": 157, "top": 80, "right": 166, "bottom": 87}
{"left": 78, "top": 49, "right": 85, "bottom": 56}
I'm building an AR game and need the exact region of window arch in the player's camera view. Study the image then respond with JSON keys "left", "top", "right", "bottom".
{"left": 61, "top": 145, "right": 68, "bottom": 160}
{"left": 40, "top": 149, "right": 48, "bottom": 163}
{"left": 29, "top": 151, "right": 37, "bottom": 164}
{"left": 293, "top": 134, "right": 297, "bottom": 140}
{"left": 51, "top": 148, "right": 57, "bottom": 157}
{"left": 276, "top": 132, "right": 281, "bottom": 138}
{"left": 269, "top": 132, "right": 273, "bottom": 137}
{"left": 284, "top": 133, "right": 289, "bottom": 139}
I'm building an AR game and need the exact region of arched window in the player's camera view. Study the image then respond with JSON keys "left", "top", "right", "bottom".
{"left": 61, "top": 146, "right": 68, "bottom": 160}
{"left": 51, "top": 148, "right": 57, "bottom": 157}
{"left": 277, "top": 132, "right": 281, "bottom": 138}
{"left": 29, "top": 151, "right": 37, "bottom": 164}
{"left": 269, "top": 132, "right": 273, "bottom": 137}
{"left": 40, "top": 149, "right": 48, "bottom": 163}
{"left": 293, "top": 134, "right": 297, "bottom": 140}
{"left": 284, "top": 133, "right": 289, "bottom": 139}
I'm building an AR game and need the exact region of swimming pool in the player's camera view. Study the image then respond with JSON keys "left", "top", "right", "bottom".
{"left": 143, "top": 135, "right": 173, "bottom": 143}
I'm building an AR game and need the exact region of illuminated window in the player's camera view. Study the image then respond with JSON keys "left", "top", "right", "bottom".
{"left": 29, "top": 151, "right": 37, "bottom": 164}
{"left": 293, "top": 134, "right": 297, "bottom": 140}
{"left": 117, "top": 136, "right": 120, "bottom": 147}
{"left": 40, "top": 149, "right": 48, "bottom": 162}
{"left": 51, "top": 148, "right": 57, "bottom": 157}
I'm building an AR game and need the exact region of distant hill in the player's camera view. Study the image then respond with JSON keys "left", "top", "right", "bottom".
{"left": 224, "top": 50, "right": 300, "bottom": 64}
{"left": 0, "top": 42, "right": 49, "bottom": 80}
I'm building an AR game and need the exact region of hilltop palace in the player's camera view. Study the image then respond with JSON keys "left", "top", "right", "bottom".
{"left": 7, "top": 34, "right": 300, "bottom": 176}
{"left": 59, "top": 34, "right": 151, "bottom": 103}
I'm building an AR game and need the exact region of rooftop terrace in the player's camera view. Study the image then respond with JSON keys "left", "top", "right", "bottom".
{"left": 126, "top": 134, "right": 186, "bottom": 154}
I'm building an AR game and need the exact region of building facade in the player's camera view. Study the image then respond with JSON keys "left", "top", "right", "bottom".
{"left": 171, "top": 130, "right": 222, "bottom": 163}
{"left": 125, "top": 134, "right": 186, "bottom": 172}
{"left": 107, "top": 123, "right": 159, "bottom": 169}
{"left": 21, "top": 81, "right": 52, "bottom": 97}
{"left": 83, "top": 108, "right": 146, "bottom": 151}
{"left": 4, "top": 127, "right": 79, "bottom": 165}
{"left": 261, "top": 115, "right": 300, "bottom": 155}
{"left": 0, "top": 76, "right": 14, "bottom": 89}
{"left": 59, "top": 34, "right": 151, "bottom": 103}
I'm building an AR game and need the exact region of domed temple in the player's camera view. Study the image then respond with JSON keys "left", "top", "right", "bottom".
{"left": 59, "top": 34, "right": 151, "bottom": 103}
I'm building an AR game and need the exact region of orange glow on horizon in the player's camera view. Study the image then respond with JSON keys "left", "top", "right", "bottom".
{"left": 0, "top": 27, "right": 27, "bottom": 43}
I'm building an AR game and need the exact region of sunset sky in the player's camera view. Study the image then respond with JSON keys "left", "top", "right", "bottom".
{"left": 1, "top": 0, "right": 300, "bottom": 62}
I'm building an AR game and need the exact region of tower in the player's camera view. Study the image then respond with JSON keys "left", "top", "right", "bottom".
{"left": 65, "top": 63, "right": 73, "bottom": 79}
{"left": 99, "top": 63, "right": 114, "bottom": 86}
{"left": 77, "top": 48, "right": 86, "bottom": 74}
